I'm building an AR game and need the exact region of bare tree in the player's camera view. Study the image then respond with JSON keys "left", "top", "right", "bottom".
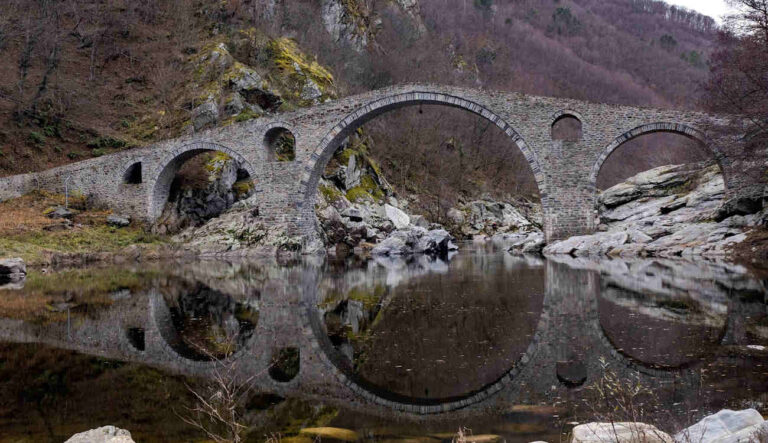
{"left": 704, "top": 0, "right": 768, "bottom": 174}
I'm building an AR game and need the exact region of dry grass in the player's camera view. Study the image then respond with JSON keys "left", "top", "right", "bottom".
{"left": 0, "top": 191, "right": 165, "bottom": 265}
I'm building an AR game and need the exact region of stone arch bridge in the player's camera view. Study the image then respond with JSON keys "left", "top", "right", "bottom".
{"left": 0, "top": 84, "right": 747, "bottom": 242}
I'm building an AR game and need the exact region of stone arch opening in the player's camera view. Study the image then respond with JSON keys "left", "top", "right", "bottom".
{"left": 123, "top": 162, "right": 142, "bottom": 184}
{"left": 590, "top": 123, "right": 726, "bottom": 191}
{"left": 147, "top": 143, "right": 257, "bottom": 224}
{"left": 589, "top": 124, "right": 727, "bottom": 239}
{"left": 298, "top": 92, "right": 546, "bottom": 240}
{"left": 551, "top": 112, "right": 583, "bottom": 142}
{"left": 264, "top": 126, "right": 296, "bottom": 162}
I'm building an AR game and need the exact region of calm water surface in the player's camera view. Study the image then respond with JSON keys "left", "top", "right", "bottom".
{"left": 0, "top": 244, "right": 766, "bottom": 442}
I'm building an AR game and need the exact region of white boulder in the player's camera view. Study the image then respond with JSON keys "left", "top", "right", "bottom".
{"left": 65, "top": 426, "right": 135, "bottom": 443}
{"left": 674, "top": 409, "right": 766, "bottom": 443}
{"left": 572, "top": 422, "right": 672, "bottom": 443}
{"left": 384, "top": 204, "right": 410, "bottom": 229}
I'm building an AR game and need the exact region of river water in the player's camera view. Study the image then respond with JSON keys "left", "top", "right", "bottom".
{"left": 0, "top": 244, "right": 766, "bottom": 442}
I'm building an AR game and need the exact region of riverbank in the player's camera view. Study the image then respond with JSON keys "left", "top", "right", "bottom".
{"left": 0, "top": 190, "right": 169, "bottom": 267}
{"left": 1, "top": 161, "right": 766, "bottom": 269}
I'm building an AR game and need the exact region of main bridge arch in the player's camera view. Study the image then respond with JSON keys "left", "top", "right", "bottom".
{"left": 296, "top": 91, "right": 547, "bottom": 234}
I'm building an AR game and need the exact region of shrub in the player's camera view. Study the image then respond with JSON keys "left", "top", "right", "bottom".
{"left": 87, "top": 136, "right": 127, "bottom": 150}
{"left": 28, "top": 132, "right": 46, "bottom": 146}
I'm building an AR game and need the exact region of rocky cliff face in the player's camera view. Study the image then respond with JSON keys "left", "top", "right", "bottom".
{"left": 543, "top": 162, "right": 768, "bottom": 258}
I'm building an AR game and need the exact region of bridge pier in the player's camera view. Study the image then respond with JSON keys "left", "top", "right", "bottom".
{"left": 540, "top": 140, "right": 598, "bottom": 242}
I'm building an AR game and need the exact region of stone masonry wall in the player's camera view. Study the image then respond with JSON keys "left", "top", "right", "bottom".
{"left": 0, "top": 83, "right": 753, "bottom": 242}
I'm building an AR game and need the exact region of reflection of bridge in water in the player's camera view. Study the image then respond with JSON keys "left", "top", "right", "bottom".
{"left": 0, "top": 255, "right": 765, "bottom": 418}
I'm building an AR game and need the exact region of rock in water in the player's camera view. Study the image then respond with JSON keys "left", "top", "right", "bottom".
{"left": 674, "top": 409, "right": 766, "bottom": 443}
{"left": 384, "top": 204, "right": 410, "bottom": 229}
{"left": 571, "top": 422, "right": 672, "bottom": 443}
{"left": 508, "top": 232, "right": 545, "bottom": 255}
{"left": 416, "top": 229, "right": 458, "bottom": 255}
{"left": 106, "top": 215, "right": 131, "bottom": 228}
{"left": 65, "top": 426, "right": 135, "bottom": 443}
{"left": 373, "top": 228, "right": 457, "bottom": 256}
{"left": 0, "top": 258, "right": 26, "bottom": 276}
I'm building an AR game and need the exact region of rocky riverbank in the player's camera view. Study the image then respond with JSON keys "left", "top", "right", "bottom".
{"left": 542, "top": 162, "right": 768, "bottom": 259}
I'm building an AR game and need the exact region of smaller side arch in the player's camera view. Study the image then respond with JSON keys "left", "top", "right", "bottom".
{"left": 262, "top": 121, "right": 299, "bottom": 162}
{"left": 589, "top": 122, "right": 728, "bottom": 191}
{"left": 551, "top": 110, "right": 584, "bottom": 142}
{"left": 146, "top": 141, "right": 257, "bottom": 221}
{"left": 118, "top": 156, "right": 146, "bottom": 184}
{"left": 551, "top": 109, "right": 585, "bottom": 123}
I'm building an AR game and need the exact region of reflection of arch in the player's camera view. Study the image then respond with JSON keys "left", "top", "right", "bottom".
{"left": 298, "top": 91, "right": 545, "bottom": 206}
{"left": 146, "top": 142, "right": 257, "bottom": 221}
{"left": 148, "top": 290, "right": 257, "bottom": 370}
{"left": 595, "top": 290, "right": 727, "bottom": 372}
{"left": 589, "top": 123, "right": 727, "bottom": 191}
{"left": 303, "top": 273, "right": 551, "bottom": 414}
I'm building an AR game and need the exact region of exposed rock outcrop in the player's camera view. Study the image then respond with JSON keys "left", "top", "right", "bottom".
{"left": 544, "top": 162, "right": 768, "bottom": 258}
{"left": 443, "top": 197, "right": 542, "bottom": 241}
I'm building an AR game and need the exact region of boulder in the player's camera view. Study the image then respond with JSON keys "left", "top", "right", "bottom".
{"left": 372, "top": 227, "right": 456, "bottom": 257}
{"left": 0, "top": 258, "right": 26, "bottom": 277}
{"left": 301, "top": 78, "right": 323, "bottom": 101}
{"left": 674, "top": 409, "right": 766, "bottom": 443}
{"left": 447, "top": 208, "right": 465, "bottom": 225}
{"left": 410, "top": 214, "right": 430, "bottom": 228}
{"left": 508, "top": 232, "right": 545, "bottom": 255}
{"left": 571, "top": 422, "right": 672, "bottom": 443}
{"left": 107, "top": 215, "right": 131, "bottom": 228}
{"left": 192, "top": 98, "right": 219, "bottom": 130}
{"left": 341, "top": 207, "right": 364, "bottom": 222}
{"left": 228, "top": 63, "right": 264, "bottom": 93}
{"left": 65, "top": 426, "right": 135, "bottom": 443}
{"left": 384, "top": 204, "right": 410, "bottom": 229}
{"left": 371, "top": 234, "right": 409, "bottom": 256}
{"left": 416, "top": 229, "right": 458, "bottom": 255}
{"left": 223, "top": 92, "right": 245, "bottom": 116}
{"left": 47, "top": 206, "right": 74, "bottom": 219}
{"left": 716, "top": 189, "right": 765, "bottom": 221}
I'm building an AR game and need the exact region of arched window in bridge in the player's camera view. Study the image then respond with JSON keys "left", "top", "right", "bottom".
{"left": 123, "top": 162, "right": 142, "bottom": 184}
{"left": 264, "top": 127, "right": 296, "bottom": 162}
{"left": 551, "top": 115, "right": 583, "bottom": 142}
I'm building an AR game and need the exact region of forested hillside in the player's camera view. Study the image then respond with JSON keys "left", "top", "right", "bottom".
{"left": 0, "top": 0, "right": 719, "bottom": 196}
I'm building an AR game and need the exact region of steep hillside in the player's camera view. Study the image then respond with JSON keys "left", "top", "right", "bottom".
{"left": 0, "top": 0, "right": 719, "bottom": 186}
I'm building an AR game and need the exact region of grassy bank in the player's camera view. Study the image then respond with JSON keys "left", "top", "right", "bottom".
{"left": 0, "top": 191, "right": 166, "bottom": 266}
